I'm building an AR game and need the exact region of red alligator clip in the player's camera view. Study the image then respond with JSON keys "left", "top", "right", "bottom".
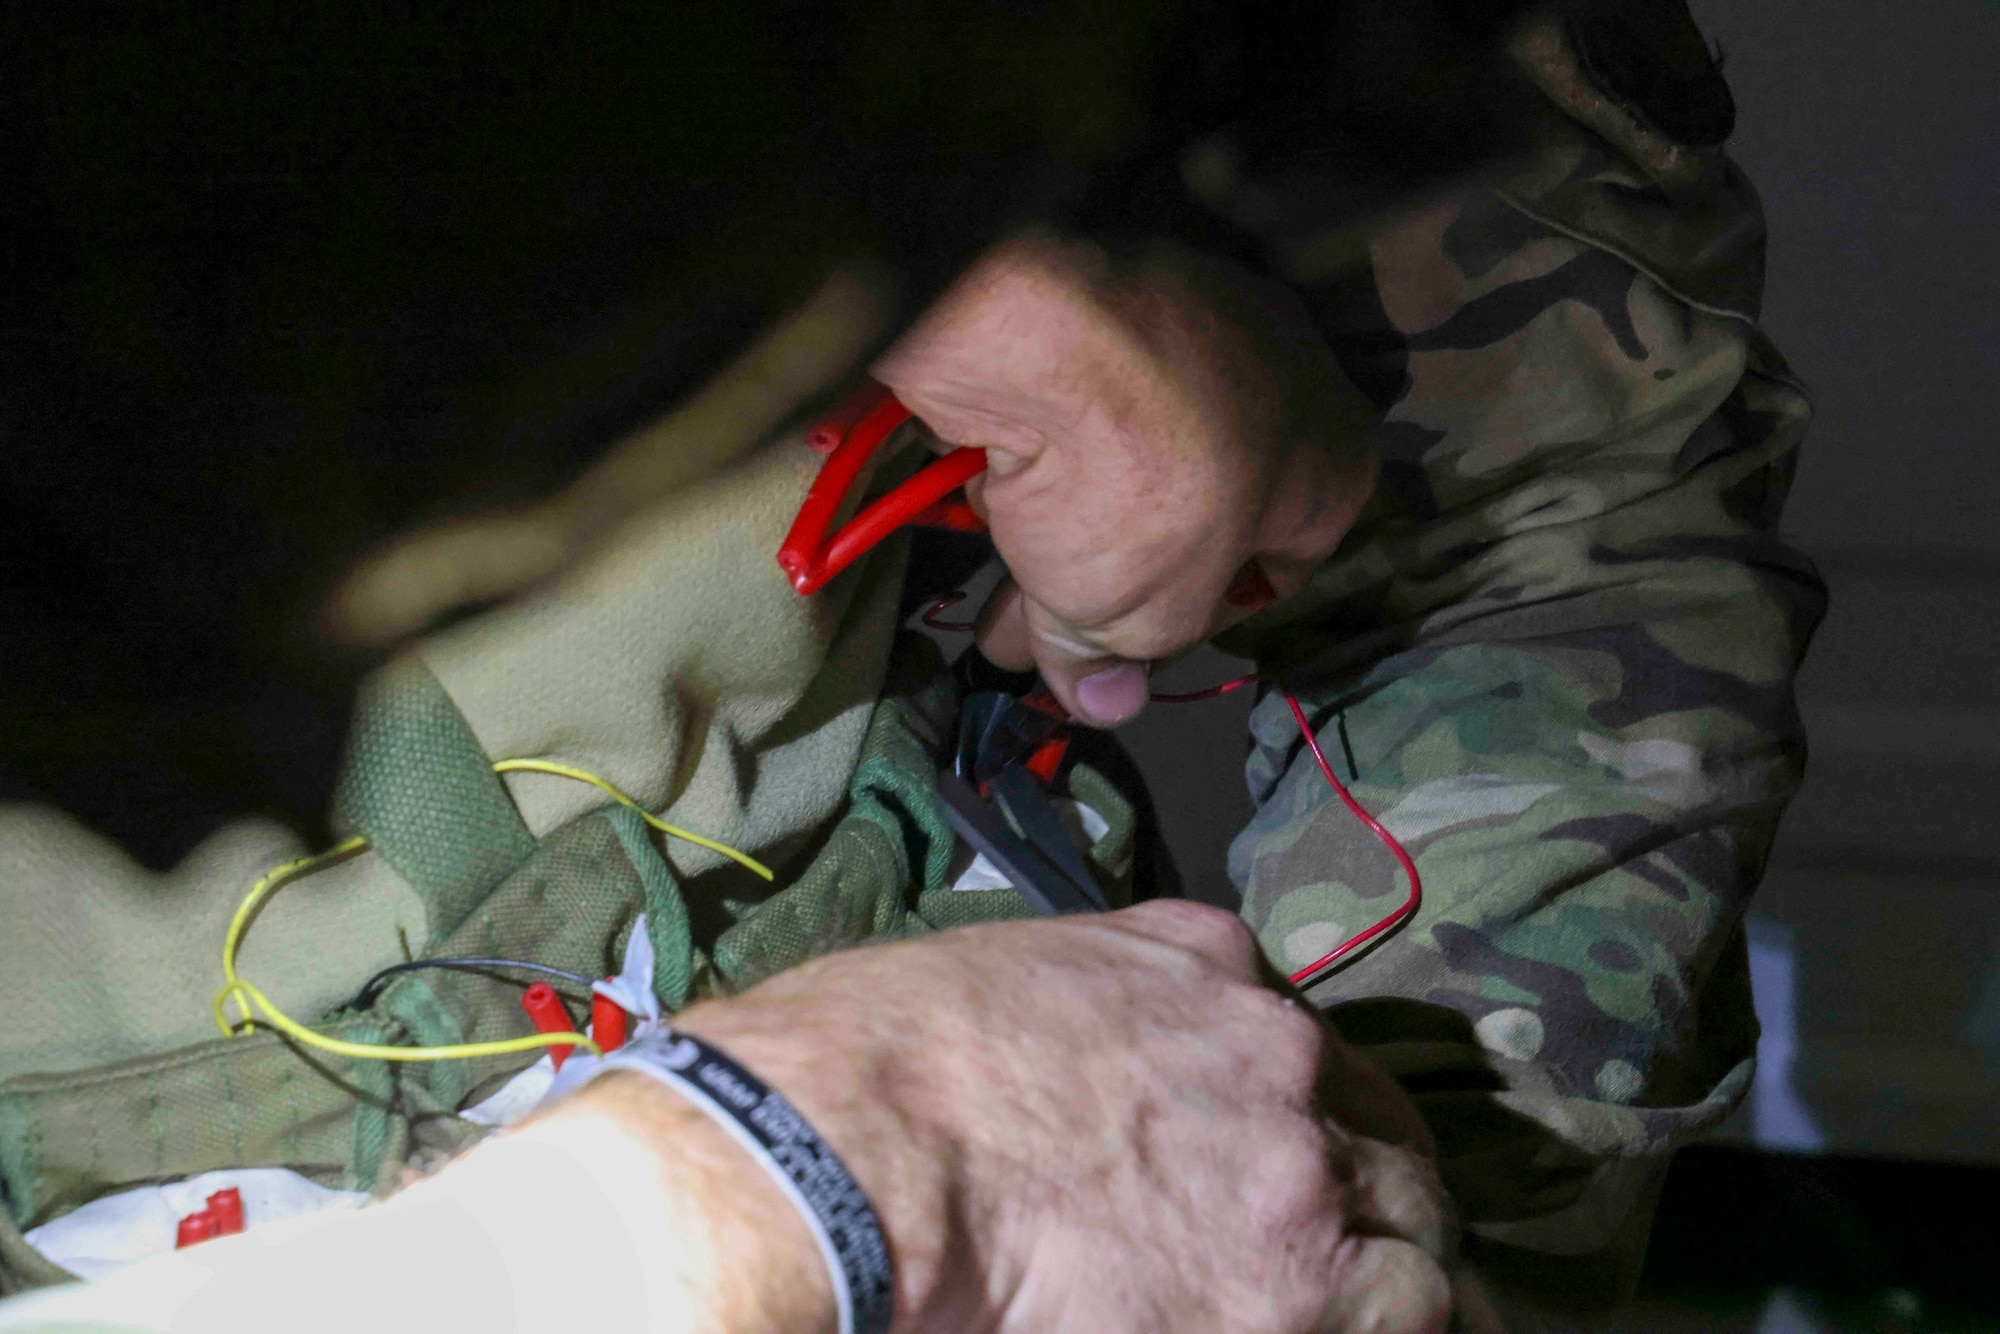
{"left": 777, "top": 382, "right": 989, "bottom": 596}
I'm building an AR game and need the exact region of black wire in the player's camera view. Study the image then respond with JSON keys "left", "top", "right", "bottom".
{"left": 351, "top": 958, "right": 596, "bottom": 1010}
{"left": 1336, "top": 711, "right": 1360, "bottom": 782}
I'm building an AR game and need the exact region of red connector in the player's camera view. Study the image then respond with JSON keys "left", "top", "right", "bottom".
{"left": 206, "top": 1188, "right": 244, "bottom": 1235}
{"left": 520, "top": 982, "right": 577, "bottom": 1071}
{"left": 590, "top": 988, "right": 629, "bottom": 1055}
{"left": 175, "top": 1211, "right": 216, "bottom": 1249}
{"left": 1023, "top": 734, "right": 1070, "bottom": 786}
{"left": 175, "top": 1187, "right": 245, "bottom": 1248}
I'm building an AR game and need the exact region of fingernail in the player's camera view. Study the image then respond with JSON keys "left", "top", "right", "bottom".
{"left": 1076, "top": 662, "right": 1149, "bottom": 727}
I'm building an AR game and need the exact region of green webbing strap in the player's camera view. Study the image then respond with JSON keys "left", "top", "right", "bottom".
{"left": 334, "top": 664, "right": 537, "bottom": 947}
{"left": 606, "top": 806, "right": 696, "bottom": 1010}
{"left": 0, "top": 1197, "right": 76, "bottom": 1290}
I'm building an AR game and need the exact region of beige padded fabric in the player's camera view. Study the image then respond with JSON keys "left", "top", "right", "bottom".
{"left": 0, "top": 811, "right": 426, "bottom": 1081}
{"left": 0, "top": 433, "right": 907, "bottom": 1082}
{"left": 427, "top": 437, "right": 906, "bottom": 872}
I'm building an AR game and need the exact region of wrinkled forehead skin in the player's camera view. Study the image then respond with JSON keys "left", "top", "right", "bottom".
{"left": 3, "top": 0, "right": 1535, "bottom": 861}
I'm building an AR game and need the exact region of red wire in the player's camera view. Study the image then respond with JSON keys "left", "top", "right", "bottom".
{"left": 779, "top": 389, "right": 990, "bottom": 596}
{"left": 807, "top": 380, "right": 899, "bottom": 455}
{"left": 819, "top": 445, "right": 987, "bottom": 591}
{"left": 1278, "top": 692, "right": 1422, "bottom": 985}
{"left": 1149, "top": 673, "right": 1255, "bottom": 704}
{"left": 916, "top": 584, "right": 1418, "bottom": 979}
{"left": 779, "top": 392, "right": 912, "bottom": 592}
{"left": 920, "top": 590, "right": 981, "bottom": 632}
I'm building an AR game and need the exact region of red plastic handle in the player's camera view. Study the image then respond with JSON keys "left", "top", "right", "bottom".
{"left": 520, "top": 981, "right": 577, "bottom": 1071}
{"left": 590, "top": 988, "right": 630, "bottom": 1054}
{"left": 777, "top": 383, "right": 989, "bottom": 596}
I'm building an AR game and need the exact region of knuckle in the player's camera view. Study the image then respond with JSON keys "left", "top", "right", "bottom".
{"left": 1321, "top": 1239, "right": 1452, "bottom": 1334}
{"left": 1347, "top": 1139, "right": 1451, "bottom": 1261}
{"left": 1247, "top": 1115, "right": 1344, "bottom": 1223}
{"left": 1175, "top": 897, "right": 1252, "bottom": 937}
{"left": 1227, "top": 986, "right": 1328, "bottom": 1089}
{"left": 1122, "top": 898, "right": 1259, "bottom": 961}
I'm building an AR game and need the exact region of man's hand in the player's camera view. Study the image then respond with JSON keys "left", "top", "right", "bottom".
{"left": 669, "top": 900, "right": 1453, "bottom": 1334}
{"left": 874, "top": 238, "right": 1378, "bottom": 726}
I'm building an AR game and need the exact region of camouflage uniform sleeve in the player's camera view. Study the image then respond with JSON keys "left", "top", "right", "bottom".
{"left": 1209, "top": 7, "right": 1826, "bottom": 1312}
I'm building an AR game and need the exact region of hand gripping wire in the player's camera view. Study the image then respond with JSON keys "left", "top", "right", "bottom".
{"left": 213, "top": 761, "right": 770, "bottom": 1063}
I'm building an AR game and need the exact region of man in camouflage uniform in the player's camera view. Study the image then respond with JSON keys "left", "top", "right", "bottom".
{"left": 884, "top": 4, "right": 1821, "bottom": 1320}
{"left": 1218, "top": 10, "right": 1823, "bottom": 1316}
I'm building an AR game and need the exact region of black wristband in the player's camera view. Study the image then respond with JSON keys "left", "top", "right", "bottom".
{"left": 594, "top": 1029, "right": 895, "bottom": 1334}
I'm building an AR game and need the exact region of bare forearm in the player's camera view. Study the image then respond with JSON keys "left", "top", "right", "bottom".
{"left": 0, "top": 906, "right": 1456, "bottom": 1334}
{"left": 0, "top": 1076, "right": 835, "bottom": 1334}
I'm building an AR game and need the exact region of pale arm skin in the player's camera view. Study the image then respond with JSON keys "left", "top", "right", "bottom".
{"left": 0, "top": 904, "right": 1461, "bottom": 1334}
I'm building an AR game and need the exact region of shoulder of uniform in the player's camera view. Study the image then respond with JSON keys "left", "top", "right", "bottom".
{"left": 1508, "top": 2, "right": 1736, "bottom": 192}
{"left": 1558, "top": 0, "right": 1735, "bottom": 147}
{"left": 1494, "top": 3, "right": 1765, "bottom": 319}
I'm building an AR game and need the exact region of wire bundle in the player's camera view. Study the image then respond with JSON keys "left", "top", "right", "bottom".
{"left": 213, "top": 762, "right": 772, "bottom": 1063}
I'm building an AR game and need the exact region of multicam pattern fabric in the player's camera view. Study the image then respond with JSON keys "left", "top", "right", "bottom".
{"left": 1211, "top": 6, "right": 1826, "bottom": 1296}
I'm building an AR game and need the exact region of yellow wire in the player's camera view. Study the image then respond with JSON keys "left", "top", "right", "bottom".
{"left": 211, "top": 834, "right": 604, "bottom": 1061}
{"left": 217, "top": 976, "right": 601, "bottom": 1063}
{"left": 213, "top": 835, "right": 370, "bottom": 1039}
{"left": 491, "top": 758, "right": 774, "bottom": 881}
{"left": 214, "top": 758, "right": 771, "bottom": 1062}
